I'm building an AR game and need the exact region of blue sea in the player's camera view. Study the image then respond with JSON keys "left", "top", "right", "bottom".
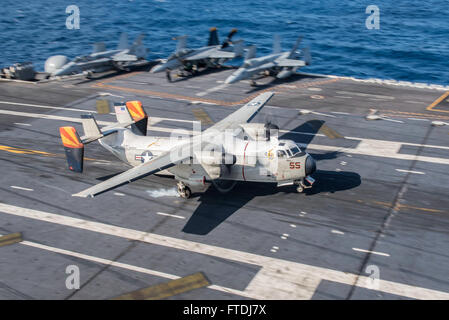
{"left": 1, "top": 0, "right": 448, "bottom": 85}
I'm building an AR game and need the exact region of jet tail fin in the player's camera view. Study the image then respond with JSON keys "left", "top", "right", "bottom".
{"left": 93, "top": 42, "right": 106, "bottom": 53}
{"left": 233, "top": 40, "right": 244, "bottom": 57}
{"left": 273, "top": 34, "right": 281, "bottom": 54}
{"left": 289, "top": 36, "right": 303, "bottom": 58}
{"left": 220, "top": 28, "right": 238, "bottom": 48}
{"left": 129, "top": 33, "right": 148, "bottom": 58}
{"left": 117, "top": 33, "right": 129, "bottom": 50}
{"left": 208, "top": 27, "right": 219, "bottom": 46}
{"left": 244, "top": 45, "right": 257, "bottom": 61}
{"left": 303, "top": 47, "right": 312, "bottom": 65}
{"left": 174, "top": 35, "right": 188, "bottom": 52}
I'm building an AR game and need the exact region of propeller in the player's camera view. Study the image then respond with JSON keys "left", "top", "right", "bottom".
{"left": 263, "top": 107, "right": 280, "bottom": 141}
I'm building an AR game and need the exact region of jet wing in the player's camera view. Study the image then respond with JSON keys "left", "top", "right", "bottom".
{"left": 275, "top": 58, "right": 306, "bottom": 67}
{"left": 208, "top": 50, "right": 236, "bottom": 59}
{"left": 112, "top": 52, "right": 138, "bottom": 62}
{"left": 184, "top": 49, "right": 235, "bottom": 61}
{"left": 73, "top": 140, "right": 194, "bottom": 198}
{"left": 206, "top": 92, "right": 274, "bottom": 132}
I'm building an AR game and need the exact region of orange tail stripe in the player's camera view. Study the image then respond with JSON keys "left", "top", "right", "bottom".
{"left": 60, "top": 127, "right": 83, "bottom": 148}
{"left": 126, "top": 100, "right": 146, "bottom": 121}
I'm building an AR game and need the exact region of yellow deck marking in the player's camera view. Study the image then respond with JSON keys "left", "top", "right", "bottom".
{"left": 0, "top": 144, "right": 96, "bottom": 161}
{"left": 96, "top": 100, "right": 111, "bottom": 114}
{"left": 382, "top": 109, "right": 449, "bottom": 118}
{"left": 0, "top": 145, "right": 59, "bottom": 157}
{"left": 372, "top": 201, "right": 444, "bottom": 213}
{"left": 426, "top": 91, "right": 449, "bottom": 113}
{"left": 92, "top": 72, "right": 340, "bottom": 106}
{"left": 192, "top": 108, "right": 214, "bottom": 125}
{"left": 112, "top": 272, "right": 210, "bottom": 300}
{"left": 0, "top": 232, "right": 22, "bottom": 247}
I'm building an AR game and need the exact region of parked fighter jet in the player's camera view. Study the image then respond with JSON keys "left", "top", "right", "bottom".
{"left": 225, "top": 35, "right": 311, "bottom": 85}
{"left": 150, "top": 28, "right": 244, "bottom": 80}
{"left": 44, "top": 33, "right": 149, "bottom": 77}
{"left": 60, "top": 92, "right": 317, "bottom": 199}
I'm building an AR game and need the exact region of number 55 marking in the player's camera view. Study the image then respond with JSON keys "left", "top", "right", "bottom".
{"left": 289, "top": 162, "right": 301, "bottom": 169}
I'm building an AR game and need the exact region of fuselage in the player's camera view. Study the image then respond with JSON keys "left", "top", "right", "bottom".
{"left": 98, "top": 128, "right": 315, "bottom": 187}
{"left": 225, "top": 51, "right": 300, "bottom": 84}
{"left": 151, "top": 45, "right": 236, "bottom": 73}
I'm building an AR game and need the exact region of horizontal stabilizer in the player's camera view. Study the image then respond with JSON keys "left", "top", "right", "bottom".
{"left": 81, "top": 114, "right": 102, "bottom": 143}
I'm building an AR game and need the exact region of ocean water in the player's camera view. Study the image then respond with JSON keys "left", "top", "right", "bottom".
{"left": 0, "top": 0, "right": 448, "bottom": 85}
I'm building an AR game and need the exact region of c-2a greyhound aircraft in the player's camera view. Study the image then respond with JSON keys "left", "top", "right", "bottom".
{"left": 60, "top": 92, "right": 316, "bottom": 199}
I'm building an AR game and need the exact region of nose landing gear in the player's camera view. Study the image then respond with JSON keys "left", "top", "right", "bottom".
{"left": 177, "top": 181, "right": 192, "bottom": 199}
{"left": 295, "top": 176, "right": 315, "bottom": 193}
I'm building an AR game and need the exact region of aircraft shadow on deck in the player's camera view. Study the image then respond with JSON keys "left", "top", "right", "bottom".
{"left": 73, "top": 63, "right": 158, "bottom": 85}
{"left": 182, "top": 169, "right": 361, "bottom": 235}
{"left": 244, "top": 73, "right": 326, "bottom": 94}
{"left": 168, "top": 65, "right": 234, "bottom": 83}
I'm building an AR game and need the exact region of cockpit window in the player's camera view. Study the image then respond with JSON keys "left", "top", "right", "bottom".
{"left": 277, "top": 150, "right": 287, "bottom": 158}
{"left": 289, "top": 146, "right": 301, "bottom": 157}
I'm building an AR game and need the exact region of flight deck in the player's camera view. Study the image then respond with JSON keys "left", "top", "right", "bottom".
{"left": 0, "top": 68, "right": 448, "bottom": 300}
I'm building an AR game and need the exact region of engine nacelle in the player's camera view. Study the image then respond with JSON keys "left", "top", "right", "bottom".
{"left": 177, "top": 174, "right": 206, "bottom": 187}
{"left": 194, "top": 151, "right": 236, "bottom": 166}
{"left": 240, "top": 123, "right": 279, "bottom": 141}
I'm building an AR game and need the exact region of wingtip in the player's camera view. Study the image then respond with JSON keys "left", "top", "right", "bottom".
{"left": 72, "top": 192, "right": 90, "bottom": 198}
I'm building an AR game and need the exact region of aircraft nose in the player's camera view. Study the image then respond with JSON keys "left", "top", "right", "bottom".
{"left": 305, "top": 155, "right": 316, "bottom": 176}
{"left": 150, "top": 64, "right": 164, "bottom": 73}
{"left": 225, "top": 75, "right": 237, "bottom": 84}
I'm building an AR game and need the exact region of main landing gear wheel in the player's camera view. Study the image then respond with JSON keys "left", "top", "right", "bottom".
{"left": 177, "top": 182, "right": 192, "bottom": 199}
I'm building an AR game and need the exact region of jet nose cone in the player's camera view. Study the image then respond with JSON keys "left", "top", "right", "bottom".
{"left": 150, "top": 64, "right": 164, "bottom": 73}
{"left": 224, "top": 76, "right": 236, "bottom": 84}
{"left": 305, "top": 155, "right": 316, "bottom": 176}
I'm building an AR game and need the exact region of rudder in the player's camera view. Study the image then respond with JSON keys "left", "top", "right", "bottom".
{"left": 60, "top": 127, "right": 84, "bottom": 173}
{"left": 126, "top": 100, "right": 148, "bottom": 136}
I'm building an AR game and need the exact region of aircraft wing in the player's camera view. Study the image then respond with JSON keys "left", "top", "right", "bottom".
{"left": 208, "top": 50, "right": 236, "bottom": 59}
{"left": 184, "top": 49, "right": 235, "bottom": 61}
{"left": 112, "top": 52, "right": 138, "bottom": 62}
{"left": 206, "top": 92, "right": 274, "bottom": 132}
{"left": 72, "top": 140, "right": 194, "bottom": 198}
{"left": 275, "top": 58, "right": 306, "bottom": 67}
